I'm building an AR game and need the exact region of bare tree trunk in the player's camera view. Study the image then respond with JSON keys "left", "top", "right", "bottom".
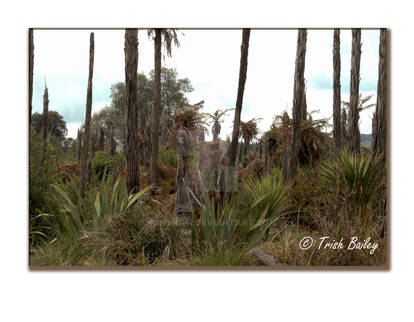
{"left": 76, "top": 129, "right": 82, "bottom": 162}
{"left": 372, "top": 29, "right": 387, "bottom": 238}
{"left": 87, "top": 133, "right": 96, "bottom": 185}
{"left": 98, "top": 127, "right": 105, "bottom": 151}
{"left": 302, "top": 83, "right": 307, "bottom": 120}
{"left": 108, "top": 122, "right": 116, "bottom": 156}
{"left": 263, "top": 138, "right": 270, "bottom": 172}
{"left": 150, "top": 29, "right": 162, "bottom": 187}
{"left": 80, "top": 32, "right": 94, "bottom": 199}
{"left": 29, "top": 29, "right": 34, "bottom": 127}
{"left": 285, "top": 29, "right": 307, "bottom": 179}
{"left": 333, "top": 29, "right": 342, "bottom": 150}
{"left": 348, "top": 29, "right": 361, "bottom": 154}
{"left": 174, "top": 129, "right": 192, "bottom": 213}
{"left": 124, "top": 29, "right": 140, "bottom": 194}
{"left": 372, "top": 29, "right": 387, "bottom": 156}
{"left": 42, "top": 83, "right": 49, "bottom": 142}
{"left": 341, "top": 108, "right": 347, "bottom": 148}
{"left": 212, "top": 120, "right": 221, "bottom": 142}
{"left": 371, "top": 111, "right": 377, "bottom": 150}
{"left": 227, "top": 29, "right": 250, "bottom": 167}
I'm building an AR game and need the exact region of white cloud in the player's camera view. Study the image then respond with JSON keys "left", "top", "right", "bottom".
{"left": 32, "top": 29, "right": 381, "bottom": 138}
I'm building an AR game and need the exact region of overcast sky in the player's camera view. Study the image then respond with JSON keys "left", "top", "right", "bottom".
{"left": 32, "top": 29, "right": 380, "bottom": 139}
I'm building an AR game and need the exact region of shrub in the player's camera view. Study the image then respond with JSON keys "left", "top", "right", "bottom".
{"left": 238, "top": 168, "right": 291, "bottom": 223}
{"left": 47, "top": 174, "right": 147, "bottom": 240}
{"left": 193, "top": 197, "right": 280, "bottom": 256}
{"left": 80, "top": 209, "right": 185, "bottom": 265}
{"left": 92, "top": 151, "right": 124, "bottom": 181}
{"left": 29, "top": 129, "right": 59, "bottom": 246}
{"left": 319, "top": 150, "right": 385, "bottom": 237}
{"left": 158, "top": 146, "right": 178, "bottom": 168}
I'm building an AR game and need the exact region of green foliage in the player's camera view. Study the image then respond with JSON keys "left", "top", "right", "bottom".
{"left": 192, "top": 247, "right": 253, "bottom": 266}
{"left": 29, "top": 129, "right": 60, "bottom": 246}
{"left": 32, "top": 111, "right": 68, "bottom": 144}
{"left": 342, "top": 94, "right": 376, "bottom": 113}
{"left": 91, "top": 151, "right": 124, "bottom": 180}
{"left": 239, "top": 169, "right": 291, "bottom": 222}
{"left": 319, "top": 150, "right": 385, "bottom": 236}
{"left": 49, "top": 174, "right": 148, "bottom": 240}
{"left": 158, "top": 146, "right": 178, "bottom": 168}
{"left": 193, "top": 196, "right": 282, "bottom": 256}
{"left": 79, "top": 209, "right": 185, "bottom": 266}
{"left": 108, "top": 67, "right": 193, "bottom": 145}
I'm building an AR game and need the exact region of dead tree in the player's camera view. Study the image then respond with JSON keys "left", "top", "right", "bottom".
{"left": 371, "top": 29, "right": 387, "bottom": 237}
{"left": 227, "top": 29, "right": 250, "bottom": 167}
{"left": 348, "top": 29, "right": 361, "bottom": 154}
{"left": 341, "top": 108, "right": 348, "bottom": 147}
{"left": 42, "top": 81, "right": 49, "bottom": 142}
{"left": 87, "top": 132, "right": 96, "bottom": 185}
{"left": 80, "top": 32, "right": 94, "bottom": 199}
{"left": 285, "top": 29, "right": 307, "bottom": 179}
{"left": 29, "top": 29, "right": 34, "bottom": 127}
{"left": 124, "top": 29, "right": 140, "bottom": 194}
{"left": 372, "top": 29, "right": 387, "bottom": 157}
{"left": 150, "top": 29, "right": 162, "bottom": 186}
{"left": 302, "top": 82, "right": 307, "bottom": 120}
{"left": 98, "top": 127, "right": 105, "bottom": 151}
{"left": 333, "top": 29, "right": 342, "bottom": 149}
{"left": 174, "top": 128, "right": 193, "bottom": 213}
{"left": 76, "top": 129, "right": 82, "bottom": 162}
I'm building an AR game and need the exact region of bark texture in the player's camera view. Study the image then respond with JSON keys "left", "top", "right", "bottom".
{"left": 227, "top": 29, "right": 250, "bottom": 167}
{"left": 285, "top": 29, "right": 307, "bottom": 179}
{"left": 348, "top": 29, "right": 361, "bottom": 154}
{"left": 333, "top": 29, "right": 342, "bottom": 149}
{"left": 29, "top": 29, "right": 34, "bottom": 127}
{"left": 124, "top": 29, "right": 140, "bottom": 194}
{"left": 341, "top": 108, "right": 348, "bottom": 147}
{"left": 372, "top": 29, "right": 387, "bottom": 156}
{"left": 302, "top": 83, "right": 307, "bottom": 120}
{"left": 76, "top": 129, "right": 82, "bottom": 162}
{"left": 98, "top": 127, "right": 105, "bottom": 151}
{"left": 79, "top": 32, "right": 94, "bottom": 199}
{"left": 212, "top": 119, "right": 221, "bottom": 142}
{"left": 150, "top": 29, "right": 162, "bottom": 186}
{"left": 174, "top": 129, "right": 193, "bottom": 213}
{"left": 42, "top": 83, "right": 49, "bottom": 142}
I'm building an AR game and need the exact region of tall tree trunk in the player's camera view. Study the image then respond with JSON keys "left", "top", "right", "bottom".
{"left": 372, "top": 29, "right": 387, "bottom": 156}
{"left": 76, "top": 129, "right": 82, "bottom": 162}
{"left": 98, "top": 127, "right": 105, "bottom": 151}
{"left": 285, "top": 29, "right": 307, "bottom": 179}
{"left": 212, "top": 120, "right": 221, "bottom": 142}
{"left": 227, "top": 28, "right": 250, "bottom": 167}
{"left": 42, "top": 82, "right": 49, "bottom": 142}
{"left": 348, "top": 29, "right": 361, "bottom": 154}
{"left": 79, "top": 32, "right": 94, "bottom": 199}
{"left": 150, "top": 29, "right": 162, "bottom": 187}
{"left": 87, "top": 133, "right": 96, "bottom": 185}
{"left": 372, "top": 29, "right": 387, "bottom": 238}
{"left": 341, "top": 108, "right": 347, "bottom": 148}
{"left": 29, "top": 29, "right": 34, "bottom": 127}
{"left": 302, "top": 83, "right": 307, "bottom": 120}
{"left": 333, "top": 29, "right": 342, "bottom": 149}
{"left": 124, "top": 29, "right": 140, "bottom": 194}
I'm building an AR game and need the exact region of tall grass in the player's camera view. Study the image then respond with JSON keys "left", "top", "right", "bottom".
{"left": 238, "top": 168, "right": 291, "bottom": 222}
{"left": 46, "top": 172, "right": 148, "bottom": 240}
{"left": 319, "top": 150, "right": 384, "bottom": 237}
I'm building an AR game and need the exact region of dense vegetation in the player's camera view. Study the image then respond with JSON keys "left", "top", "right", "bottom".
{"left": 28, "top": 28, "right": 387, "bottom": 267}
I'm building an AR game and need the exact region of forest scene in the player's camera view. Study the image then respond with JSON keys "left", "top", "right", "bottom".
{"left": 28, "top": 28, "right": 387, "bottom": 268}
